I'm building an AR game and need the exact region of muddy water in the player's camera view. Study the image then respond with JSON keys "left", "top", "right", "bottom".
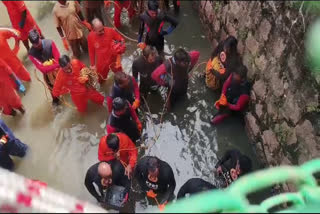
{"left": 1, "top": 1, "right": 259, "bottom": 212}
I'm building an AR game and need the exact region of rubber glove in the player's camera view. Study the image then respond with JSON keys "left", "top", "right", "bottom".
{"left": 136, "top": 120, "right": 142, "bottom": 134}
{"left": 62, "top": 37, "right": 70, "bottom": 51}
{"left": 82, "top": 20, "right": 92, "bottom": 31}
{"left": 137, "top": 42, "right": 146, "bottom": 50}
{"left": 132, "top": 99, "right": 140, "bottom": 110}
{"left": 146, "top": 190, "right": 157, "bottom": 198}
{"left": 14, "top": 77, "right": 26, "bottom": 94}
{"left": 19, "top": 83, "right": 26, "bottom": 94}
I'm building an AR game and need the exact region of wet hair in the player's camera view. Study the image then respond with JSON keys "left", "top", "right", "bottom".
{"left": 114, "top": 72, "right": 128, "bottom": 85}
{"left": 173, "top": 48, "right": 191, "bottom": 64}
{"left": 112, "top": 97, "right": 127, "bottom": 111}
{"left": 28, "top": 29, "right": 40, "bottom": 44}
{"left": 223, "top": 36, "right": 238, "bottom": 56}
{"left": 239, "top": 155, "right": 252, "bottom": 175}
{"left": 210, "top": 36, "right": 238, "bottom": 60}
{"left": 107, "top": 133, "right": 120, "bottom": 152}
{"left": 147, "top": 157, "right": 160, "bottom": 173}
{"left": 234, "top": 64, "right": 248, "bottom": 80}
{"left": 59, "top": 55, "right": 70, "bottom": 68}
{"left": 142, "top": 46, "right": 157, "bottom": 58}
{"left": 148, "top": 0, "right": 159, "bottom": 11}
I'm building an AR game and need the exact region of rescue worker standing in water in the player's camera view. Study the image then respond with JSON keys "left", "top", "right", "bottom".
{"left": 152, "top": 48, "right": 200, "bottom": 110}
{"left": 98, "top": 133, "right": 138, "bottom": 178}
{"left": 2, "top": 0, "right": 43, "bottom": 51}
{"left": 0, "top": 27, "right": 31, "bottom": 82}
{"left": 52, "top": 55, "right": 105, "bottom": 113}
{"left": 106, "top": 72, "right": 140, "bottom": 113}
{"left": 107, "top": 97, "right": 142, "bottom": 143}
{"left": 132, "top": 45, "right": 163, "bottom": 100}
{"left": 88, "top": 18, "right": 126, "bottom": 83}
{"left": 52, "top": 0, "right": 91, "bottom": 59}
{"left": 134, "top": 156, "right": 176, "bottom": 210}
{"left": 215, "top": 149, "right": 252, "bottom": 187}
{"left": 28, "top": 29, "right": 60, "bottom": 105}
{"left": 211, "top": 64, "right": 250, "bottom": 125}
{"left": 138, "top": 0, "right": 178, "bottom": 56}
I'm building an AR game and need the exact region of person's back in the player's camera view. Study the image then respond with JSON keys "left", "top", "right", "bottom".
{"left": 177, "top": 178, "right": 216, "bottom": 199}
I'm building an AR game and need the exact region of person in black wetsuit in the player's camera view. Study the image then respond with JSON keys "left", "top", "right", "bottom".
{"left": 138, "top": 0, "right": 178, "bottom": 56}
{"left": 177, "top": 178, "right": 216, "bottom": 199}
{"left": 134, "top": 156, "right": 176, "bottom": 205}
{"left": 84, "top": 160, "right": 130, "bottom": 210}
{"left": 215, "top": 149, "right": 252, "bottom": 187}
{"left": 132, "top": 45, "right": 163, "bottom": 100}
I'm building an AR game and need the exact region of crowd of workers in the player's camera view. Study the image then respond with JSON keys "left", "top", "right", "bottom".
{"left": 0, "top": 0, "right": 253, "bottom": 211}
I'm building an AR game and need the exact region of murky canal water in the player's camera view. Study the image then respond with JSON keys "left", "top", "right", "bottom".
{"left": 1, "top": 1, "right": 260, "bottom": 212}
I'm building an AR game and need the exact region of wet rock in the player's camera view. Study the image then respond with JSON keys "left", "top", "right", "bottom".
{"left": 226, "top": 23, "right": 237, "bottom": 37}
{"left": 267, "top": 101, "right": 278, "bottom": 120}
{"left": 269, "top": 67, "right": 284, "bottom": 98}
{"left": 213, "top": 20, "right": 220, "bottom": 33}
{"left": 246, "top": 32, "right": 259, "bottom": 55}
{"left": 220, "top": 29, "right": 227, "bottom": 42}
{"left": 245, "top": 113, "right": 260, "bottom": 140}
{"left": 204, "top": 2, "right": 214, "bottom": 20}
{"left": 287, "top": 54, "right": 300, "bottom": 80}
{"left": 258, "top": 19, "right": 272, "bottom": 42}
{"left": 237, "top": 40, "right": 245, "bottom": 55}
{"left": 282, "top": 92, "right": 301, "bottom": 125}
{"left": 295, "top": 120, "right": 318, "bottom": 159}
{"left": 281, "top": 156, "right": 292, "bottom": 165}
{"left": 273, "top": 38, "right": 286, "bottom": 59}
{"left": 252, "top": 79, "right": 267, "bottom": 100}
{"left": 255, "top": 54, "right": 267, "bottom": 72}
{"left": 277, "top": 121, "right": 297, "bottom": 146}
{"left": 255, "top": 104, "right": 263, "bottom": 119}
{"left": 262, "top": 130, "right": 279, "bottom": 153}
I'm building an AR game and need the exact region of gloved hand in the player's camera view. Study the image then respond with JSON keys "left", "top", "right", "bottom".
{"left": 82, "top": 20, "right": 92, "bottom": 31}
{"left": 115, "top": 55, "right": 122, "bottom": 70}
{"left": 62, "top": 37, "right": 70, "bottom": 51}
{"left": 14, "top": 77, "right": 26, "bottom": 94}
{"left": 214, "top": 94, "right": 227, "bottom": 110}
{"left": 132, "top": 99, "right": 140, "bottom": 110}
{"left": 18, "top": 83, "right": 26, "bottom": 94}
{"left": 158, "top": 202, "right": 167, "bottom": 211}
{"left": 136, "top": 120, "right": 142, "bottom": 134}
{"left": 146, "top": 190, "right": 157, "bottom": 198}
{"left": 137, "top": 42, "right": 146, "bottom": 50}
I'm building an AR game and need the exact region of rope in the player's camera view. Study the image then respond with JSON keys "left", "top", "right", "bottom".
{"left": 33, "top": 69, "right": 77, "bottom": 110}
{"left": 104, "top": 0, "right": 139, "bottom": 43}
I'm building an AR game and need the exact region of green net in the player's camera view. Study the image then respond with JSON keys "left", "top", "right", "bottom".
{"left": 157, "top": 159, "right": 320, "bottom": 213}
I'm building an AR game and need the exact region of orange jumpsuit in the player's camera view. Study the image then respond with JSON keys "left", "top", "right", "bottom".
{"left": 88, "top": 27, "right": 124, "bottom": 82}
{"left": 52, "top": 59, "right": 104, "bottom": 113}
{"left": 0, "top": 59, "right": 22, "bottom": 115}
{"left": 0, "top": 28, "right": 31, "bottom": 81}
{"left": 98, "top": 132, "right": 138, "bottom": 168}
{"left": 2, "top": 1, "right": 42, "bottom": 41}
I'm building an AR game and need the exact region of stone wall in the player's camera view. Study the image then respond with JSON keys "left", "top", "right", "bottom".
{"left": 197, "top": 1, "right": 320, "bottom": 169}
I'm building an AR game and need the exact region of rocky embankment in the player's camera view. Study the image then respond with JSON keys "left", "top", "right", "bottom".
{"left": 197, "top": 1, "right": 320, "bottom": 179}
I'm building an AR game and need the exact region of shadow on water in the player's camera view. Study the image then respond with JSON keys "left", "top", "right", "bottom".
{"left": 0, "top": 1, "right": 265, "bottom": 212}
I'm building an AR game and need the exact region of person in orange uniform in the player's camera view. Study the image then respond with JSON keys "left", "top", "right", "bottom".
{"left": 0, "top": 58, "right": 26, "bottom": 116}
{"left": 52, "top": 55, "right": 105, "bottom": 113}
{"left": 0, "top": 27, "right": 31, "bottom": 82}
{"left": 113, "top": 0, "right": 135, "bottom": 29}
{"left": 98, "top": 132, "right": 138, "bottom": 178}
{"left": 2, "top": 1, "right": 43, "bottom": 51}
{"left": 88, "top": 18, "right": 125, "bottom": 83}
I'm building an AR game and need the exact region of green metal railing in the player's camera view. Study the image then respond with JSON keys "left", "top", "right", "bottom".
{"left": 157, "top": 159, "right": 320, "bottom": 213}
